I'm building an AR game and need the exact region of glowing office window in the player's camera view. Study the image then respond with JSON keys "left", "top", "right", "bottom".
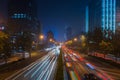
{"left": 18, "top": 14, "right": 20, "bottom": 18}
{"left": 24, "top": 14, "right": 26, "bottom": 18}
{"left": 21, "top": 14, "right": 24, "bottom": 18}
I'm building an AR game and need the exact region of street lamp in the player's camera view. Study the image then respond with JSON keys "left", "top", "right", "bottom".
{"left": 39, "top": 34, "right": 44, "bottom": 40}
{"left": 39, "top": 34, "right": 44, "bottom": 44}
{"left": 74, "top": 38, "right": 78, "bottom": 42}
{"left": 80, "top": 35, "right": 86, "bottom": 42}
{"left": 49, "top": 38, "right": 53, "bottom": 42}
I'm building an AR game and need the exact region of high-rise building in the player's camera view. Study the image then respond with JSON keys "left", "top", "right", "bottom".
{"left": 8, "top": 0, "right": 40, "bottom": 34}
{"left": 89, "top": 0, "right": 118, "bottom": 33}
{"left": 8, "top": 0, "right": 41, "bottom": 52}
{"left": 85, "top": 6, "right": 89, "bottom": 33}
{"left": 89, "top": 0, "right": 102, "bottom": 32}
{"left": 116, "top": 0, "right": 120, "bottom": 32}
{"left": 102, "top": 0, "right": 116, "bottom": 33}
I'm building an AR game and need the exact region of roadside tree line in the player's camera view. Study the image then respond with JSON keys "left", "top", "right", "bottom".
{"left": 65, "top": 27, "right": 120, "bottom": 61}
{"left": 87, "top": 27, "right": 120, "bottom": 59}
{"left": 0, "top": 31, "right": 33, "bottom": 60}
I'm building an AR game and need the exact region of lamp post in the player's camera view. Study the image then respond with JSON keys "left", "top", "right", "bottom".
{"left": 39, "top": 34, "right": 44, "bottom": 45}
{"left": 37, "top": 34, "right": 45, "bottom": 50}
{"left": 74, "top": 38, "right": 78, "bottom": 42}
{"left": 49, "top": 38, "right": 53, "bottom": 42}
{"left": 39, "top": 34, "right": 44, "bottom": 40}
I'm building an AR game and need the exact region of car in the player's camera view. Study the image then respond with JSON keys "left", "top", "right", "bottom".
{"left": 83, "top": 73, "right": 89, "bottom": 79}
{"left": 83, "top": 73, "right": 101, "bottom": 80}
{"left": 86, "top": 63, "right": 95, "bottom": 70}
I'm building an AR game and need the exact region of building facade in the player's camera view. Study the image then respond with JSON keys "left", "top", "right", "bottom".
{"left": 89, "top": 0, "right": 102, "bottom": 32}
{"left": 8, "top": 0, "right": 41, "bottom": 52}
{"left": 116, "top": 0, "right": 120, "bottom": 32}
{"left": 102, "top": 0, "right": 116, "bottom": 33}
{"left": 89, "top": 0, "right": 119, "bottom": 33}
{"left": 85, "top": 6, "right": 89, "bottom": 33}
{"left": 8, "top": 0, "right": 40, "bottom": 34}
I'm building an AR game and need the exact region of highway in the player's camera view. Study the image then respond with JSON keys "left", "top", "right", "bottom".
{"left": 6, "top": 48, "right": 59, "bottom": 80}
{"left": 62, "top": 46, "right": 115, "bottom": 80}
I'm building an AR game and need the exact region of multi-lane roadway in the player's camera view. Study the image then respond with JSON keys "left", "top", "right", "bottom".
{"left": 6, "top": 48, "right": 59, "bottom": 80}
{"left": 62, "top": 46, "right": 116, "bottom": 80}
{"left": 5, "top": 46, "right": 120, "bottom": 80}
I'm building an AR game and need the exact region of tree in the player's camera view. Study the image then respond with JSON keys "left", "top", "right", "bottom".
{"left": 112, "top": 32, "right": 120, "bottom": 61}
{"left": 93, "top": 27, "right": 103, "bottom": 45}
{"left": 99, "top": 40, "right": 113, "bottom": 58}
{"left": 0, "top": 31, "right": 11, "bottom": 63}
{"left": 80, "top": 35, "right": 87, "bottom": 53}
{"left": 16, "top": 32, "right": 33, "bottom": 58}
{"left": 0, "top": 31, "right": 8, "bottom": 52}
{"left": 87, "top": 27, "right": 103, "bottom": 52}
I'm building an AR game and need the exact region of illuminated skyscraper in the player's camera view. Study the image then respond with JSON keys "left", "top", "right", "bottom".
{"left": 102, "top": 0, "right": 116, "bottom": 33}
{"left": 116, "top": 0, "right": 120, "bottom": 32}
{"left": 89, "top": 0, "right": 117, "bottom": 33}
{"left": 85, "top": 6, "right": 89, "bottom": 33}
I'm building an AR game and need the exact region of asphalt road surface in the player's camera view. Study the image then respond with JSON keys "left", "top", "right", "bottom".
{"left": 6, "top": 48, "right": 59, "bottom": 80}
{"left": 62, "top": 46, "right": 117, "bottom": 80}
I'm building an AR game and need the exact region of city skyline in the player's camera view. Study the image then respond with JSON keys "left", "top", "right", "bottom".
{"left": 0, "top": 0, "right": 120, "bottom": 80}
{"left": 0, "top": 0, "right": 87, "bottom": 41}
{"left": 0, "top": 0, "right": 120, "bottom": 41}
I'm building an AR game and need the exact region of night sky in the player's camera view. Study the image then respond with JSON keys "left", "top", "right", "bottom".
{"left": 37, "top": 0, "right": 88, "bottom": 41}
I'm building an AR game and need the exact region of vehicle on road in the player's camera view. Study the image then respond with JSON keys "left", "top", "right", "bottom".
{"left": 83, "top": 73, "right": 101, "bottom": 80}
{"left": 69, "top": 71, "right": 79, "bottom": 80}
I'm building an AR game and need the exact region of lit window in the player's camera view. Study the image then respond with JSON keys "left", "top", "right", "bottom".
{"left": 14, "top": 14, "right": 17, "bottom": 16}
{"left": 21, "top": 14, "right": 24, "bottom": 18}
{"left": 24, "top": 14, "right": 26, "bottom": 18}
{"left": 18, "top": 14, "right": 20, "bottom": 18}
{"left": 15, "top": 15, "right": 17, "bottom": 18}
{"left": 11, "top": 13, "right": 28, "bottom": 19}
